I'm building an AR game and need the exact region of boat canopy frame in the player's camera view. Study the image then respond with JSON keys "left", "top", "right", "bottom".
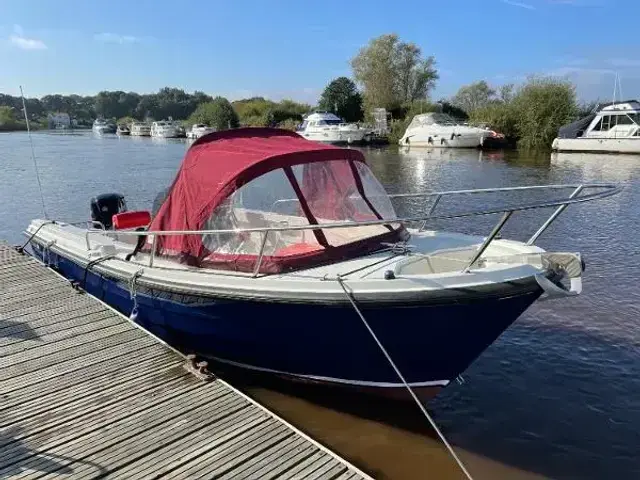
{"left": 82, "top": 183, "right": 621, "bottom": 277}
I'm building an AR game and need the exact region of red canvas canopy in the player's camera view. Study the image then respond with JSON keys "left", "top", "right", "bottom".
{"left": 150, "top": 128, "right": 406, "bottom": 273}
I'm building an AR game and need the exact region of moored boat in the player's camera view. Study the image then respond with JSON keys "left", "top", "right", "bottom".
{"left": 151, "top": 120, "right": 181, "bottom": 138}
{"left": 297, "top": 112, "right": 368, "bottom": 144}
{"left": 552, "top": 100, "right": 640, "bottom": 153}
{"left": 399, "top": 113, "right": 490, "bottom": 148}
{"left": 130, "top": 121, "right": 151, "bottom": 136}
{"left": 92, "top": 118, "right": 116, "bottom": 135}
{"left": 24, "top": 128, "right": 619, "bottom": 401}
{"left": 116, "top": 124, "right": 130, "bottom": 135}
{"left": 187, "top": 123, "right": 216, "bottom": 139}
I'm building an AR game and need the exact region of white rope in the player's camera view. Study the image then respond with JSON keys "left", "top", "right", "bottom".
{"left": 20, "top": 86, "right": 48, "bottom": 220}
{"left": 128, "top": 268, "right": 145, "bottom": 321}
{"left": 336, "top": 277, "right": 474, "bottom": 480}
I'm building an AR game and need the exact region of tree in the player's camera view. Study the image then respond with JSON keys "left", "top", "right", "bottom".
{"left": 451, "top": 81, "right": 496, "bottom": 114}
{"left": 510, "top": 76, "right": 576, "bottom": 150}
{"left": 0, "top": 106, "right": 17, "bottom": 128}
{"left": 318, "top": 77, "right": 363, "bottom": 122}
{"left": 351, "top": 33, "right": 439, "bottom": 112}
{"left": 188, "top": 97, "right": 239, "bottom": 130}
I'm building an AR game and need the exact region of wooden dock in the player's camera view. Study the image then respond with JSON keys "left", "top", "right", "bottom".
{"left": 0, "top": 242, "right": 370, "bottom": 480}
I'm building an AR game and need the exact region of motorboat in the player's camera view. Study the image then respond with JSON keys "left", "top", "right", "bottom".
{"left": 187, "top": 123, "right": 216, "bottom": 139}
{"left": 552, "top": 100, "right": 640, "bottom": 153}
{"left": 92, "top": 118, "right": 116, "bottom": 135}
{"left": 150, "top": 120, "right": 181, "bottom": 138}
{"left": 174, "top": 122, "right": 187, "bottom": 138}
{"left": 116, "top": 124, "right": 130, "bottom": 136}
{"left": 399, "top": 113, "right": 490, "bottom": 148}
{"left": 130, "top": 122, "right": 151, "bottom": 137}
{"left": 297, "top": 112, "right": 368, "bottom": 144}
{"left": 24, "top": 128, "right": 619, "bottom": 401}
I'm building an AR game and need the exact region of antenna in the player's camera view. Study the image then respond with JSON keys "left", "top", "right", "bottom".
{"left": 617, "top": 74, "right": 624, "bottom": 103}
{"left": 20, "top": 86, "right": 48, "bottom": 219}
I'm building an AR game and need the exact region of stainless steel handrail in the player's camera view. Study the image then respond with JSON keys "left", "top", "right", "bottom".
{"left": 80, "top": 183, "right": 621, "bottom": 276}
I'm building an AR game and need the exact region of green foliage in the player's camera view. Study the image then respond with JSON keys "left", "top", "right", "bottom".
{"left": 232, "top": 98, "right": 310, "bottom": 127}
{"left": 188, "top": 97, "right": 239, "bottom": 130}
{"left": 469, "top": 76, "right": 576, "bottom": 149}
{"left": 0, "top": 106, "right": 19, "bottom": 130}
{"left": 388, "top": 118, "right": 411, "bottom": 144}
{"left": 511, "top": 76, "right": 576, "bottom": 150}
{"left": 317, "top": 77, "right": 363, "bottom": 122}
{"left": 117, "top": 116, "right": 136, "bottom": 126}
{"left": 451, "top": 80, "right": 496, "bottom": 114}
{"left": 469, "top": 103, "right": 518, "bottom": 139}
{"left": 276, "top": 118, "right": 299, "bottom": 131}
{"left": 351, "top": 33, "right": 439, "bottom": 112}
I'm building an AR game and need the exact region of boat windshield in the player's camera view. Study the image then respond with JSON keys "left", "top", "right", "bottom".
{"left": 317, "top": 119, "right": 343, "bottom": 126}
{"left": 200, "top": 160, "right": 401, "bottom": 271}
{"left": 410, "top": 113, "right": 458, "bottom": 128}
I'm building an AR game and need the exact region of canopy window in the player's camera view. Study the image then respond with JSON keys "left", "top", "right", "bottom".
{"left": 149, "top": 128, "right": 407, "bottom": 274}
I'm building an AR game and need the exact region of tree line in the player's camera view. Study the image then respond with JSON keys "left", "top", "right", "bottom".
{"left": 1, "top": 32, "right": 589, "bottom": 149}
{"left": 0, "top": 88, "right": 313, "bottom": 132}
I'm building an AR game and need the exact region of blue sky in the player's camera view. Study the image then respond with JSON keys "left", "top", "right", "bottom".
{"left": 1, "top": 0, "right": 639, "bottom": 104}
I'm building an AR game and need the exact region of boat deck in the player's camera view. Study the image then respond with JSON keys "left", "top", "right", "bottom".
{"left": 0, "top": 242, "right": 369, "bottom": 479}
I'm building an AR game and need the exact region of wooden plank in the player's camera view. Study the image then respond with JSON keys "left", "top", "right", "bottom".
{"left": 0, "top": 241, "right": 368, "bottom": 480}
{"left": 0, "top": 350, "right": 178, "bottom": 415}
{"left": 105, "top": 409, "right": 270, "bottom": 479}
{"left": 0, "top": 302, "right": 107, "bottom": 338}
{"left": 0, "top": 335, "right": 159, "bottom": 393}
{"left": 0, "top": 323, "right": 140, "bottom": 370}
{"left": 0, "top": 311, "right": 118, "bottom": 352}
{"left": 35, "top": 394, "right": 249, "bottom": 479}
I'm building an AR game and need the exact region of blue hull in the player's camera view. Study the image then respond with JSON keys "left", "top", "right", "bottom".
{"left": 34, "top": 246, "right": 542, "bottom": 397}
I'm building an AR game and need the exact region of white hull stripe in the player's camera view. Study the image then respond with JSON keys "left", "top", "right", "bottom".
{"left": 210, "top": 356, "right": 450, "bottom": 388}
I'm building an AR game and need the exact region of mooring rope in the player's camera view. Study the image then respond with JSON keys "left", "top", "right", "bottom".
{"left": 336, "top": 276, "right": 474, "bottom": 480}
{"left": 128, "top": 268, "right": 145, "bottom": 321}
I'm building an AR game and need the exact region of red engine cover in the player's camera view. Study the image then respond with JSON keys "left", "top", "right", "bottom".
{"left": 112, "top": 211, "right": 151, "bottom": 230}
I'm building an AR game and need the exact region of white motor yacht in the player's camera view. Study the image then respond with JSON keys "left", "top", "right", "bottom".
{"left": 151, "top": 120, "right": 181, "bottom": 138}
{"left": 130, "top": 122, "right": 151, "bottom": 137}
{"left": 92, "top": 119, "right": 116, "bottom": 135}
{"left": 552, "top": 100, "right": 640, "bottom": 153}
{"left": 297, "top": 112, "right": 367, "bottom": 144}
{"left": 399, "top": 113, "right": 490, "bottom": 148}
{"left": 187, "top": 124, "right": 216, "bottom": 139}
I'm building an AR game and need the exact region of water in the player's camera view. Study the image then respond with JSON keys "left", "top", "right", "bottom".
{"left": 1, "top": 131, "right": 639, "bottom": 479}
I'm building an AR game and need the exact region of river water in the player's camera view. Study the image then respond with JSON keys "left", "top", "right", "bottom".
{"left": 1, "top": 131, "right": 639, "bottom": 479}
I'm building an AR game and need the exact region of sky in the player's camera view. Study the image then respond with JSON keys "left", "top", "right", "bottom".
{"left": 1, "top": 0, "right": 639, "bottom": 104}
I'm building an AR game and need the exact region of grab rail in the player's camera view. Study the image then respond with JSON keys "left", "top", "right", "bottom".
{"left": 81, "top": 183, "right": 621, "bottom": 276}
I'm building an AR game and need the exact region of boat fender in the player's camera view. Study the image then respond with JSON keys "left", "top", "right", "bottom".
{"left": 427, "top": 137, "right": 432, "bottom": 144}
{"left": 384, "top": 270, "right": 395, "bottom": 280}
{"left": 441, "top": 138, "right": 446, "bottom": 145}
{"left": 451, "top": 133, "right": 456, "bottom": 140}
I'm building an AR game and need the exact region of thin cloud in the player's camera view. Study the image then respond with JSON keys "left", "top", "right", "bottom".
{"left": 94, "top": 33, "right": 141, "bottom": 44}
{"left": 8, "top": 25, "right": 47, "bottom": 50}
{"left": 609, "top": 58, "right": 640, "bottom": 68}
{"left": 501, "top": 0, "right": 535, "bottom": 10}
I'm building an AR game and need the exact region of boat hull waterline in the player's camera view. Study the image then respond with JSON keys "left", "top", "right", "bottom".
{"left": 31, "top": 242, "right": 541, "bottom": 401}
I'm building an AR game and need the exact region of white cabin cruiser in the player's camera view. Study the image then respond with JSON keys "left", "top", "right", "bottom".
{"left": 297, "top": 112, "right": 368, "bottom": 144}
{"left": 187, "top": 124, "right": 216, "bottom": 139}
{"left": 150, "top": 120, "right": 181, "bottom": 138}
{"left": 23, "top": 128, "right": 619, "bottom": 402}
{"left": 552, "top": 100, "right": 640, "bottom": 153}
{"left": 92, "top": 119, "right": 116, "bottom": 135}
{"left": 399, "top": 113, "right": 490, "bottom": 148}
{"left": 130, "top": 122, "right": 151, "bottom": 136}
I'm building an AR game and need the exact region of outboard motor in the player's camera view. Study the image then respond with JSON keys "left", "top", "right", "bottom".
{"left": 90, "top": 193, "right": 127, "bottom": 229}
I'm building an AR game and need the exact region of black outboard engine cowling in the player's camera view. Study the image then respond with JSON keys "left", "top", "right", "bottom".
{"left": 90, "top": 193, "right": 127, "bottom": 229}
